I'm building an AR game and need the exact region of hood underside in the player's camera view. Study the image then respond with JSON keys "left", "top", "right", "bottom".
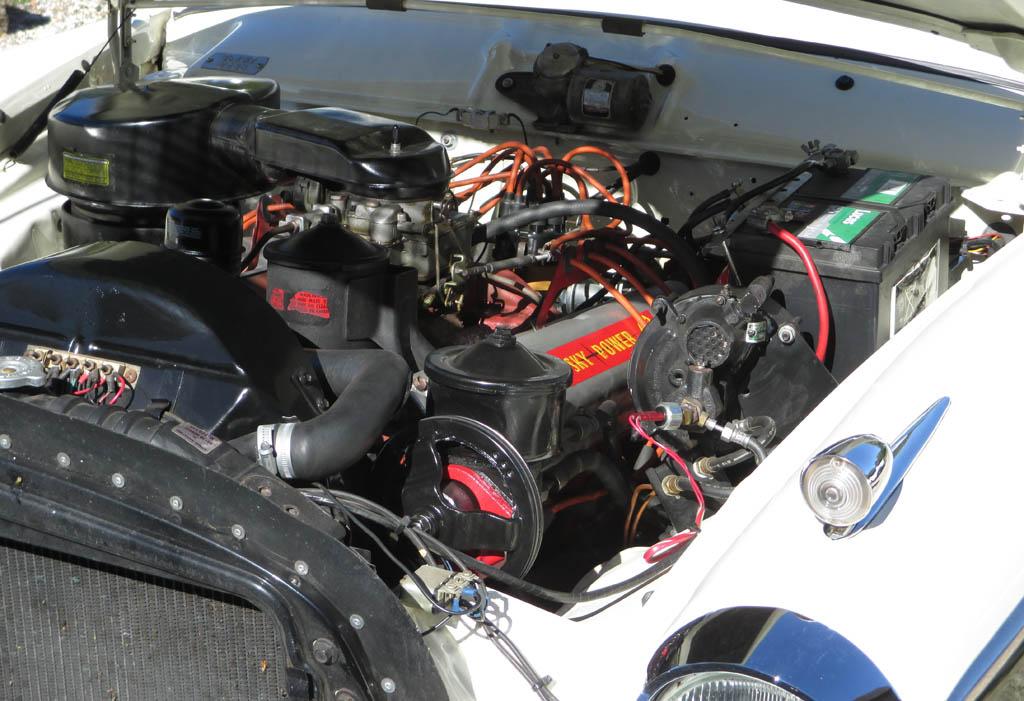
{"left": 119, "top": 0, "right": 1024, "bottom": 72}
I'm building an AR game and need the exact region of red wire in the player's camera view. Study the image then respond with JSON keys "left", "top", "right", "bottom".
{"left": 108, "top": 376, "right": 127, "bottom": 405}
{"left": 628, "top": 414, "right": 705, "bottom": 563}
{"left": 767, "top": 221, "right": 830, "bottom": 363}
{"left": 549, "top": 490, "right": 608, "bottom": 515}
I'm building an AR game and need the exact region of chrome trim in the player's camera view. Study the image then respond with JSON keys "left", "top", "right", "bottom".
{"left": 642, "top": 607, "right": 896, "bottom": 701}
{"left": 803, "top": 397, "right": 950, "bottom": 540}
{"left": 948, "top": 595, "right": 1024, "bottom": 700}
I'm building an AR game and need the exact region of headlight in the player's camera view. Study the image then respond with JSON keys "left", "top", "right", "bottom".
{"left": 653, "top": 670, "right": 802, "bottom": 701}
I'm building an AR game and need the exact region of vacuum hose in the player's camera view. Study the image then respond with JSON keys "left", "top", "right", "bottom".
{"left": 257, "top": 349, "right": 409, "bottom": 480}
{"left": 482, "top": 199, "right": 709, "bottom": 287}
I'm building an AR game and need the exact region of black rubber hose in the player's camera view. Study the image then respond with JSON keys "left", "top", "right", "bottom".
{"left": 482, "top": 199, "right": 709, "bottom": 286}
{"left": 281, "top": 349, "right": 409, "bottom": 480}
{"left": 548, "top": 451, "right": 630, "bottom": 511}
{"left": 423, "top": 530, "right": 683, "bottom": 604}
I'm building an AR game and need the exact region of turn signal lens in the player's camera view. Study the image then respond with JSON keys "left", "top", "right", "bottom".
{"left": 801, "top": 455, "right": 872, "bottom": 527}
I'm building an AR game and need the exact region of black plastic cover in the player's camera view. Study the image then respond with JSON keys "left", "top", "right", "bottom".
{"left": 250, "top": 108, "right": 451, "bottom": 200}
{"left": 264, "top": 220, "right": 388, "bottom": 276}
{"left": 47, "top": 79, "right": 280, "bottom": 207}
{"left": 425, "top": 328, "right": 571, "bottom": 463}
{"left": 426, "top": 327, "right": 571, "bottom": 395}
{"left": 0, "top": 241, "right": 322, "bottom": 437}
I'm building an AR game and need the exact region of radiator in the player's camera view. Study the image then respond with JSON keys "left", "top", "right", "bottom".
{"left": 0, "top": 538, "right": 287, "bottom": 700}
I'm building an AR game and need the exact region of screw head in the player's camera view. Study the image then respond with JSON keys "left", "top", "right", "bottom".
{"left": 315, "top": 397, "right": 330, "bottom": 411}
{"left": 381, "top": 678, "right": 396, "bottom": 694}
{"left": 778, "top": 324, "right": 797, "bottom": 345}
{"left": 258, "top": 486, "right": 272, "bottom": 497}
{"left": 294, "top": 560, "right": 309, "bottom": 576}
{"left": 111, "top": 473, "right": 125, "bottom": 489}
{"left": 349, "top": 614, "right": 365, "bottom": 630}
{"left": 500, "top": 77, "right": 514, "bottom": 89}
{"left": 0, "top": 435, "right": 11, "bottom": 450}
{"left": 56, "top": 452, "right": 70, "bottom": 468}
{"left": 124, "top": 369, "right": 138, "bottom": 383}
{"left": 440, "top": 133, "right": 457, "bottom": 149}
{"left": 289, "top": 575, "right": 301, "bottom": 587}
{"left": 312, "top": 638, "right": 337, "bottom": 665}
{"left": 412, "top": 372, "right": 429, "bottom": 392}
{"left": 169, "top": 496, "right": 183, "bottom": 511}
{"left": 231, "top": 524, "right": 246, "bottom": 540}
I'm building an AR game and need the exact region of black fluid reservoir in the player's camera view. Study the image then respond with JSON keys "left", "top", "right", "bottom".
{"left": 425, "top": 327, "right": 572, "bottom": 463}
{"left": 164, "top": 199, "right": 243, "bottom": 274}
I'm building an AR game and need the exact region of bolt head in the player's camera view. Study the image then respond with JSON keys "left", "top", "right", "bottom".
{"left": 312, "top": 638, "right": 336, "bottom": 665}
{"left": 349, "top": 614, "right": 365, "bottom": 630}
{"left": 0, "top": 434, "right": 11, "bottom": 450}
{"left": 294, "top": 560, "right": 309, "bottom": 576}
{"left": 231, "top": 524, "right": 246, "bottom": 540}
{"left": 315, "top": 397, "right": 330, "bottom": 411}
{"left": 381, "top": 678, "right": 396, "bottom": 694}
{"left": 111, "top": 472, "right": 125, "bottom": 489}
{"left": 778, "top": 324, "right": 797, "bottom": 344}
{"left": 56, "top": 452, "right": 70, "bottom": 468}
{"left": 169, "top": 496, "right": 183, "bottom": 511}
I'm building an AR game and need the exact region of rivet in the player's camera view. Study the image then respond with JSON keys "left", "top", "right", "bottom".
{"left": 349, "top": 614, "right": 365, "bottom": 630}
{"left": 294, "top": 560, "right": 309, "bottom": 576}
{"left": 169, "top": 495, "right": 183, "bottom": 511}
{"left": 56, "top": 452, "right": 70, "bottom": 468}
{"left": 231, "top": 524, "right": 246, "bottom": 540}
{"left": 111, "top": 473, "right": 125, "bottom": 488}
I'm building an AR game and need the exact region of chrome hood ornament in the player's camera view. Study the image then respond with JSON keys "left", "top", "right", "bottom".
{"left": 800, "top": 397, "right": 950, "bottom": 539}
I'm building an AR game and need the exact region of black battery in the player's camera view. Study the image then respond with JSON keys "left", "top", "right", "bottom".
{"left": 727, "top": 167, "right": 956, "bottom": 380}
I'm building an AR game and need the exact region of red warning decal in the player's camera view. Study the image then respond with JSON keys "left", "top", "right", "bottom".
{"left": 286, "top": 291, "right": 331, "bottom": 319}
{"left": 546, "top": 311, "right": 651, "bottom": 385}
{"left": 269, "top": 288, "right": 285, "bottom": 310}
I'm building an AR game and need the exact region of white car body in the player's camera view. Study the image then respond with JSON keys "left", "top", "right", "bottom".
{"left": 2, "top": 2, "right": 1024, "bottom": 700}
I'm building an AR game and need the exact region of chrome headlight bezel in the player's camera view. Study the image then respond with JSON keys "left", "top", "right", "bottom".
{"left": 642, "top": 663, "right": 811, "bottom": 701}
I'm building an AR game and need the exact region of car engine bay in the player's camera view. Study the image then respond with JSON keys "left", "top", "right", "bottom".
{"left": 0, "top": 11, "right": 1016, "bottom": 698}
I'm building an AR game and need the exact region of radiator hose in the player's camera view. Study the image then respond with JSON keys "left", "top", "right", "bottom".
{"left": 257, "top": 349, "right": 409, "bottom": 480}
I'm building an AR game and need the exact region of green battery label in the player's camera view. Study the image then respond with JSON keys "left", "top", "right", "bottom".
{"left": 62, "top": 152, "right": 110, "bottom": 187}
{"left": 798, "top": 204, "right": 880, "bottom": 245}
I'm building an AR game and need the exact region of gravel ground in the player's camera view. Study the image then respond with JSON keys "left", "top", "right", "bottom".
{"left": 0, "top": 0, "right": 106, "bottom": 50}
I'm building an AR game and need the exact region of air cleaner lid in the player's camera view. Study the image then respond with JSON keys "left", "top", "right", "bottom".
{"left": 425, "top": 327, "right": 572, "bottom": 395}
{"left": 264, "top": 220, "right": 389, "bottom": 276}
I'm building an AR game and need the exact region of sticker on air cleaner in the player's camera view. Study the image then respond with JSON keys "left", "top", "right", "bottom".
{"left": 62, "top": 152, "right": 110, "bottom": 187}
{"left": 546, "top": 311, "right": 651, "bottom": 385}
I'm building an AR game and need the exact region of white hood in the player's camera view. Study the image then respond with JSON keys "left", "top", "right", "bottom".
{"left": 119, "top": 0, "right": 1024, "bottom": 73}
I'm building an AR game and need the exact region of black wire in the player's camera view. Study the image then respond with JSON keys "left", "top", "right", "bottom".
{"left": 507, "top": 112, "right": 529, "bottom": 145}
{"left": 473, "top": 240, "right": 491, "bottom": 264}
{"left": 313, "top": 488, "right": 679, "bottom": 607}
{"left": 481, "top": 620, "right": 558, "bottom": 701}
{"left": 414, "top": 108, "right": 459, "bottom": 126}
{"left": 312, "top": 486, "right": 486, "bottom": 617}
{"left": 420, "top": 614, "right": 452, "bottom": 637}
{"left": 240, "top": 223, "right": 294, "bottom": 271}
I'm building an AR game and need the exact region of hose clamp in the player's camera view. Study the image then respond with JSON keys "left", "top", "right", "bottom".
{"left": 255, "top": 422, "right": 297, "bottom": 479}
{"left": 275, "top": 422, "right": 296, "bottom": 479}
